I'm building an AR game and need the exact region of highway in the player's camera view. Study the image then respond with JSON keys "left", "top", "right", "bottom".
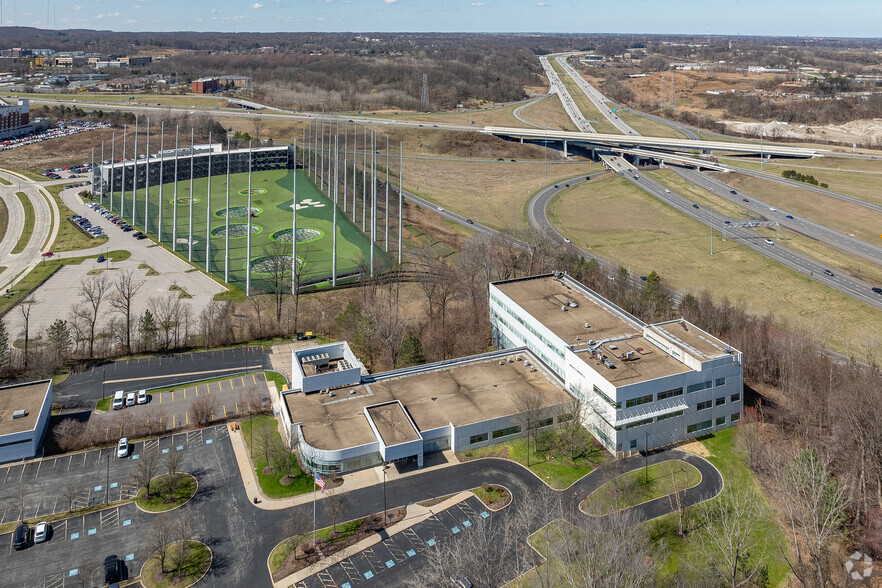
{"left": 538, "top": 55, "right": 596, "bottom": 133}
{"left": 512, "top": 94, "right": 553, "bottom": 130}
{"left": 676, "top": 167, "right": 882, "bottom": 268}
{"left": 555, "top": 53, "right": 640, "bottom": 136}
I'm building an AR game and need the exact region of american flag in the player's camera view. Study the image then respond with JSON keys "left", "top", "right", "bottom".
{"left": 314, "top": 471, "right": 326, "bottom": 492}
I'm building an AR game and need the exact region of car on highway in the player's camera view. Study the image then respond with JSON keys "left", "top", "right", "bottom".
{"left": 563, "top": 238, "right": 571, "bottom": 243}
{"left": 565, "top": 183, "right": 570, "bottom": 187}
{"left": 730, "top": 190, "right": 738, "bottom": 195}
{"left": 764, "top": 239, "right": 774, "bottom": 245}
{"left": 742, "top": 198, "right": 749, "bottom": 203}
{"left": 823, "top": 269, "right": 835, "bottom": 277}
{"left": 465, "top": 219, "right": 474, "bottom": 224}
{"left": 724, "top": 220, "right": 731, "bottom": 224}
{"left": 33, "top": 521, "right": 48, "bottom": 544}
{"left": 13, "top": 523, "right": 29, "bottom": 550}
{"left": 692, "top": 204, "right": 699, "bottom": 209}
{"left": 437, "top": 207, "right": 444, "bottom": 211}
{"left": 640, "top": 276, "right": 647, "bottom": 281}
{"left": 786, "top": 215, "right": 794, "bottom": 219}
{"left": 117, "top": 437, "right": 129, "bottom": 458}
{"left": 769, "top": 207, "right": 776, "bottom": 212}
{"left": 872, "top": 287, "right": 882, "bottom": 295}
{"left": 664, "top": 189, "right": 671, "bottom": 193}
{"left": 554, "top": 185, "right": 558, "bottom": 188}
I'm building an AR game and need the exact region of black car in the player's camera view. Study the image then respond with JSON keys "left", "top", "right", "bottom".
{"left": 104, "top": 555, "right": 122, "bottom": 583}
{"left": 97, "top": 255, "right": 106, "bottom": 263}
{"left": 465, "top": 219, "right": 474, "bottom": 224}
{"left": 692, "top": 204, "right": 699, "bottom": 209}
{"left": 13, "top": 523, "right": 29, "bottom": 550}
{"left": 872, "top": 287, "right": 882, "bottom": 295}
{"left": 730, "top": 190, "right": 737, "bottom": 195}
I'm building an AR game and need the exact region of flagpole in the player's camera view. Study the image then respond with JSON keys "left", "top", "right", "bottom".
{"left": 312, "top": 472, "right": 317, "bottom": 547}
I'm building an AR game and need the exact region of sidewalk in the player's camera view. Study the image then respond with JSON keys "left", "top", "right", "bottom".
{"left": 228, "top": 424, "right": 461, "bottom": 510}
{"left": 271, "top": 490, "right": 474, "bottom": 588}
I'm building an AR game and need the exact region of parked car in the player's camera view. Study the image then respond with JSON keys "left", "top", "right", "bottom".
{"left": 104, "top": 554, "right": 122, "bottom": 583}
{"left": 125, "top": 392, "right": 135, "bottom": 407}
{"left": 33, "top": 521, "right": 48, "bottom": 543}
{"left": 117, "top": 438, "right": 129, "bottom": 458}
{"left": 137, "top": 389, "right": 147, "bottom": 405}
{"left": 13, "top": 523, "right": 29, "bottom": 550}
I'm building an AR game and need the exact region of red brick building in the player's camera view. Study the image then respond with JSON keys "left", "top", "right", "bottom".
{"left": 0, "top": 99, "right": 32, "bottom": 140}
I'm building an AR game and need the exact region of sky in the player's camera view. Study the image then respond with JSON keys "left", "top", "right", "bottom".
{"left": 3, "top": 0, "right": 881, "bottom": 38}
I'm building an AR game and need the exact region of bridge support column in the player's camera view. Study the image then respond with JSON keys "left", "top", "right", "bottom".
{"left": 563, "top": 140, "right": 568, "bottom": 158}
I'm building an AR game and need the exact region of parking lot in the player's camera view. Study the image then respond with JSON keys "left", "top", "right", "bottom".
{"left": 296, "top": 497, "right": 526, "bottom": 588}
{"left": 90, "top": 372, "right": 270, "bottom": 441}
{"left": 0, "top": 426, "right": 228, "bottom": 526}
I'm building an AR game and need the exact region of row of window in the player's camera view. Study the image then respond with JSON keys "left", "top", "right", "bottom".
{"left": 490, "top": 294, "right": 565, "bottom": 362}
{"left": 492, "top": 425, "right": 521, "bottom": 439}
{"left": 697, "top": 393, "right": 741, "bottom": 411}
{"left": 618, "top": 378, "right": 732, "bottom": 410}
{"left": 490, "top": 310, "right": 562, "bottom": 374}
{"left": 686, "top": 413, "right": 740, "bottom": 433}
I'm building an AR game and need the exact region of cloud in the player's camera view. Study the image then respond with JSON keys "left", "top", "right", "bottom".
{"left": 471, "top": 1, "right": 483, "bottom": 5}
{"left": 384, "top": 0, "right": 397, "bottom": 4}
{"left": 250, "top": 2, "right": 263, "bottom": 7}
{"left": 535, "top": 1, "right": 549, "bottom": 5}
{"left": 72, "top": 4, "right": 83, "bottom": 9}
{"left": 210, "top": 8, "right": 221, "bottom": 13}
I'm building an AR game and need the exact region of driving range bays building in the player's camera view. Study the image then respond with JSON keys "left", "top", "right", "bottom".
{"left": 490, "top": 273, "right": 743, "bottom": 455}
{"left": 281, "top": 342, "right": 573, "bottom": 475}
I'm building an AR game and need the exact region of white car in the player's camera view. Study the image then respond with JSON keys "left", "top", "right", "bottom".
{"left": 769, "top": 207, "right": 777, "bottom": 212}
{"left": 33, "top": 522, "right": 48, "bottom": 543}
{"left": 437, "top": 207, "right": 444, "bottom": 211}
{"left": 117, "top": 437, "right": 129, "bottom": 458}
{"left": 764, "top": 239, "right": 775, "bottom": 245}
{"left": 137, "top": 389, "right": 147, "bottom": 404}
{"left": 664, "top": 189, "right": 671, "bottom": 193}
{"left": 563, "top": 238, "right": 571, "bottom": 243}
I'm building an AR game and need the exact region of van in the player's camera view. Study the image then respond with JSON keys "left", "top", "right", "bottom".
{"left": 125, "top": 392, "right": 136, "bottom": 407}
{"left": 112, "top": 391, "right": 125, "bottom": 410}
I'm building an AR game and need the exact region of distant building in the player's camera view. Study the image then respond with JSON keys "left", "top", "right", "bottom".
{"left": 0, "top": 380, "right": 52, "bottom": 464}
{"left": 0, "top": 98, "right": 32, "bottom": 140}
{"left": 191, "top": 75, "right": 252, "bottom": 94}
{"left": 191, "top": 77, "right": 219, "bottom": 94}
{"left": 259, "top": 46, "right": 276, "bottom": 55}
{"left": 0, "top": 48, "right": 29, "bottom": 58}
{"left": 117, "top": 56, "right": 153, "bottom": 67}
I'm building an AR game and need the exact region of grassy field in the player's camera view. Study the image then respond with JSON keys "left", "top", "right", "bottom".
{"left": 714, "top": 172, "right": 882, "bottom": 247}
{"left": 650, "top": 429, "right": 790, "bottom": 586}
{"left": 367, "top": 102, "right": 529, "bottom": 127}
{"left": 458, "top": 428, "right": 608, "bottom": 490}
{"left": 395, "top": 157, "right": 600, "bottom": 230}
{"left": 240, "top": 416, "right": 313, "bottom": 498}
{"left": 616, "top": 109, "right": 687, "bottom": 139}
{"left": 140, "top": 540, "right": 211, "bottom": 588}
{"left": 516, "top": 95, "right": 579, "bottom": 131}
{"left": 547, "top": 59, "right": 621, "bottom": 135}
{"left": 549, "top": 175, "right": 882, "bottom": 358}
{"left": 7, "top": 91, "right": 225, "bottom": 108}
{"left": 10, "top": 192, "right": 34, "bottom": 254}
{"left": 581, "top": 461, "right": 702, "bottom": 516}
{"left": 101, "top": 169, "right": 383, "bottom": 288}
{"left": 135, "top": 473, "right": 197, "bottom": 512}
{"left": 720, "top": 157, "right": 882, "bottom": 208}
{"left": 648, "top": 169, "right": 751, "bottom": 220}
{"left": 0, "top": 195, "right": 8, "bottom": 244}
{"left": 0, "top": 176, "right": 11, "bottom": 185}
{"left": 723, "top": 155, "right": 882, "bottom": 174}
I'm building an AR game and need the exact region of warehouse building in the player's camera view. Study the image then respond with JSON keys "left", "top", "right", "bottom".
{"left": 0, "top": 380, "right": 52, "bottom": 464}
{"left": 281, "top": 343, "right": 572, "bottom": 475}
{"left": 489, "top": 273, "right": 743, "bottom": 456}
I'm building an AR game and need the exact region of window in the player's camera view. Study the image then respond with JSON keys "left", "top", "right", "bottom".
{"left": 559, "top": 413, "right": 574, "bottom": 422}
{"left": 593, "top": 385, "right": 621, "bottom": 409}
{"left": 716, "top": 416, "right": 726, "bottom": 426}
{"left": 731, "top": 412, "right": 741, "bottom": 422}
{"left": 731, "top": 392, "right": 741, "bottom": 403}
{"left": 469, "top": 433, "right": 488, "bottom": 445}
{"left": 656, "top": 387, "right": 683, "bottom": 401}
{"left": 625, "top": 394, "right": 654, "bottom": 409}
{"left": 627, "top": 417, "right": 654, "bottom": 429}
{"left": 492, "top": 425, "right": 521, "bottom": 439}
{"left": 687, "top": 380, "right": 712, "bottom": 394}
{"left": 657, "top": 410, "right": 684, "bottom": 421}
{"left": 537, "top": 418, "right": 554, "bottom": 428}
{"left": 687, "top": 420, "right": 712, "bottom": 434}
{"left": 630, "top": 439, "right": 637, "bottom": 449}
{"left": 715, "top": 377, "right": 726, "bottom": 387}
{"left": 696, "top": 400, "right": 712, "bottom": 411}
{"left": 715, "top": 397, "right": 726, "bottom": 406}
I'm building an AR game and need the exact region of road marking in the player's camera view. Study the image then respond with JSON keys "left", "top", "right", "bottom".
{"left": 159, "top": 393, "right": 162, "bottom": 404}
{"left": 481, "top": 511, "right": 489, "bottom": 518}
{"left": 234, "top": 401, "right": 239, "bottom": 413}
{"left": 223, "top": 405, "right": 227, "bottom": 417}
{"left": 463, "top": 520, "right": 472, "bottom": 527}
{"left": 172, "top": 415, "right": 176, "bottom": 428}
{"left": 451, "top": 526, "right": 460, "bottom": 534}
{"left": 94, "top": 485, "right": 102, "bottom": 492}
{"left": 82, "top": 453, "right": 87, "bottom": 467}
{"left": 35, "top": 460, "right": 42, "bottom": 478}
{"left": 177, "top": 445, "right": 184, "bottom": 451}
{"left": 103, "top": 366, "right": 251, "bottom": 384}
{"left": 18, "top": 465, "right": 24, "bottom": 482}
{"left": 205, "top": 439, "right": 213, "bottom": 445}
{"left": 182, "top": 389, "right": 186, "bottom": 400}
{"left": 131, "top": 454, "right": 139, "bottom": 460}
{"left": 363, "top": 571, "right": 374, "bottom": 579}
{"left": 110, "top": 482, "right": 118, "bottom": 488}
{"left": 122, "top": 519, "right": 131, "bottom": 526}
{"left": 68, "top": 569, "right": 78, "bottom": 577}
{"left": 162, "top": 448, "right": 169, "bottom": 454}
{"left": 426, "top": 538, "right": 436, "bottom": 546}
{"left": 186, "top": 412, "right": 189, "bottom": 426}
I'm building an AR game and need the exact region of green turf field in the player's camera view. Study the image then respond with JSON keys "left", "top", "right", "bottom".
{"left": 102, "top": 169, "right": 388, "bottom": 291}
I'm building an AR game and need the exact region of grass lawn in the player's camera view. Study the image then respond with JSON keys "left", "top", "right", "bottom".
{"left": 649, "top": 428, "right": 790, "bottom": 586}
{"left": 368, "top": 102, "right": 528, "bottom": 127}
{"left": 548, "top": 59, "right": 621, "bottom": 134}
{"left": 0, "top": 249, "right": 129, "bottom": 315}
{"left": 0, "top": 175, "right": 10, "bottom": 185}
{"left": 472, "top": 484, "right": 511, "bottom": 510}
{"left": 141, "top": 540, "right": 211, "bottom": 588}
{"left": 550, "top": 174, "right": 882, "bottom": 358}
{"left": 581, "top": 461, "right": 701, "bottom": 516}
{"left": 458, "top": 428, "right": 608, "bottom": 489}
{"left": 47, "top": 184, "right": 109, "bottom": 252}
{"left": 616, "top": 109, "right": 687, "bottom": 139}
{"left": 102, "top": 169, "right": 384, "bottom": 289}
{"left": 516, "top": 95, "right": 579, "bottom": 132}
{"left": 240, "top": 415, "right": 313, "bottom": 498}
{"left": 96, "top": 396, "right": 111, "bottom": 411}
{"left": 648, "top": 169, "right": 750, "bottom": 220}
{"left": 395, "top": 157, "right": 600, "bottom": 231}
{"left": 11, "top": 192, "right": 34, "bottom": 254}
{"left": 711, "top": 171, "right": 882, "bottom": 247}
{"left": 11, "top": 169, "right": 48, "bottom": 182}
{"left": 0, "top": 195, "right": 8, "bottom": 243}
{"left": 135, "top": 473, "right": 197, "bottom": 513}
{"left": 269, "top": 518, "right": 362, "bottom": 574}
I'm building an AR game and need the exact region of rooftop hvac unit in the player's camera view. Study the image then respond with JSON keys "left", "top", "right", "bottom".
{"left": 498, "top": 360, "right": 504, "bottom": 365}
{"left": 523, "top": 360, "right": 530, "bottom": 367}
{"left": 588, "top": 340, "right": 595, "bottom": 346}
{"left": 626, "top": 351, "right": 635, "bottom": 360}
{"left": 584, "top": 323, "right": 590, "bottom": 329}
{"left": 328, "top": 392, "right": 335, "bottom": 397}
{"left": 609, "top": 344, "right": 618, "bottom": 350}
{"left": 350, "top": 390, "right": 356, "bottom": 395}
{"left": 507, "top": 357, "right": 513, "bottom": 363}
{"left": 516, "top": 356, "right": 522, "bottom": 361}
{"left": 12, "top": 409, "right": 27, "bottom": 419}
{"left": 529, "top": 366, "right": 536, "bottom": 372}
{"left": 569, "top": 301, "right": 578, "bottom": 308}
{"left": 561, "top": 305, "right": 567, "bottom": 312}
{"left": 575, "top": 336, "right": 581, "bottom": 341}
{"left": 604, "top": 360, "right": 614, "bottom": 369}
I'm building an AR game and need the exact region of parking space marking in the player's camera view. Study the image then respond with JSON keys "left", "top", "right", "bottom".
{"left": 426, "top": 538, "right": 436, "bottom": 547}
{"left": 315, "top": 569, "right": 335, "bottom": 587}
{"left": 385, "top": 560, "right": 395, "bottom": 568}
{"left": 68, "top": 569, "right": 78, "bottom": 577}
{"left": 339, "top": 559, "right": 360, "bottom": 583}
{"left": 70, "top": 532, "right": 79, "bottom": 540}
{"left": 110, "top": 482, "right": 118, "bottom": 489}
{"left": 451, "top": 526, "right": 460, "bottom": 534}
{"left": 35, "top": 460, "right": 42, "bottom": 479}
{"left": 481, "top": 511, "right": 490, "bottom": 519}
{"left": 101, "top": 507, "right": 119, "bottom": 528}
{"left": 384, "top": 539, "right": 407, "bottom": 562}
{"left": 205, "top": 439, "right": 213, "bottom": 445}
{"left": 176, "top": 445, "right": 184, "bottom": 451}
{"left": 401, "top": 528, "right": 423, "bottom": 552}
{"left": 362, "top": 546, "right": 387, "bottom": 572}
{"left": 66, "top": 455, "right": 72, "bottom": 472}
{"left": 162, "top": 447, "right": 169, "bottom": 454}
{"left": 43, "top": 572, "right": 64, "bottom": 588}
{"left": 122, "top": 519, "right": 131, "bottom": 526}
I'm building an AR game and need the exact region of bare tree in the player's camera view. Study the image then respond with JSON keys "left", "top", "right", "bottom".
{"left": 130, "top": 450, "right": 161, "bottom": 498}
{"left": 775, "top": 449, "right": 848, "bottom": 588}
{"left": 74, "top": 273, "right": 110, "bottom": 358}
{"left": 189, "top": 393, "right": 218, "bottom": 426}
{"left": 53, "top": 418, "right": 87, "bottom": 452}
{"left": 282, "top": 508, "right": 311, "bottom": 560}
{"left": 62, "top": 480, "right": 80, "bottom": 512}
{"left": 261, "top": 241, "right": 292, "bottom": 329}
{"left": 75, "top": 557, "right": 102, "bottom": 588}
{"left": 364, "top": 286, "right": 409, "bottom": 369}
{"left": 110, "top": 269, "right": 144, "bottom": 354}
{"left": 324, "top": 486, "right": 351, "bottom": 532}
{"left": 254, "top": 417, "right": 277, "bottom": 468}
{"left": 512, "top": 387, "right": 546, "bottom": 467}
{"left": 18, "top": 295, "right": 38, "bottom": 370}
{"left": 147, "top": 514, "right": 174, "bottom": 574}
{"left": 291, "top": 244, "right": 311, "bottom": 336}
{"left": 164, "top": 449, "right": 184, "bottom": 499}
{"left": 170, "top": 512, "right": 193, "bottom": 580}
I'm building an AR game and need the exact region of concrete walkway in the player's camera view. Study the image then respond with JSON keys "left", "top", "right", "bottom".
{"left": 271, "top": 491, "right": 473, "bottom": 588}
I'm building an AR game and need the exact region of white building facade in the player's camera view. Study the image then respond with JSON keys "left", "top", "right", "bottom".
{"left": 490, "top": 274, "right": 743, "bottom": 456}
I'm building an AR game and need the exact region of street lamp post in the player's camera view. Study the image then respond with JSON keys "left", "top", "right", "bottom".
{"left": 382, "top": 461, "right": 389, "bottom": 525}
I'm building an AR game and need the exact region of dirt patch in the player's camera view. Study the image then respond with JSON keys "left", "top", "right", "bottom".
{"left": 272, "top": 508, "right": 407, "bottom": 581}
{"left": 0, "top": 127, "right": 115, "bottom": 171}
{"left": 721, "top": 118, "right": 882, "bottom": 148}
{"left": 677, "top": 440, "right": 711, "bottom": 458}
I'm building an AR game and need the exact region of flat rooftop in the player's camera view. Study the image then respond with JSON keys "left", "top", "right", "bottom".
{"left": 366, "top": 402, "right": 420, "bottom": 446}
{"left": 493, "top": 275, "right": 643, "bottom": 351}
{"left": 650, "top": 320, "right": 737, "bottom": 360}
{"left": 286, "top": 350, "right": 570, "bottom": 451}
{"left": 573, "top": 335, "right": 690, "bottom": 384}
{"left": 0, "top": 380, "right": 50, "bottom": 436}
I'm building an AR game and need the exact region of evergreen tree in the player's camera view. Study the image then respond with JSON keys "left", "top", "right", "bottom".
{"left": 397, "top": 332, "right": 426, "bottom": 368}
{"left": 0, "top": 319, "right": 10, "bottom": 376}
{"left": 139, "top": 310, "right": 159, "bottom": 352}
{"left": 46, "top": 319, "right": 71, "bottom": 363}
